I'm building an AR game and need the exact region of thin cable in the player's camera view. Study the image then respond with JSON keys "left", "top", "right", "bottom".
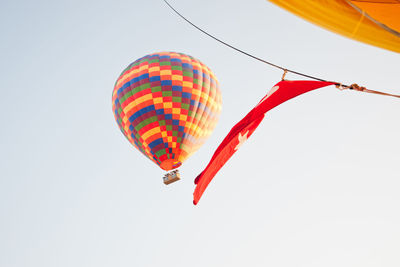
{"left": 163, "top": 0, "right": 329, "bottom": 82}
{"left": 163, "top": 0, "right": 400, "bottom": 98}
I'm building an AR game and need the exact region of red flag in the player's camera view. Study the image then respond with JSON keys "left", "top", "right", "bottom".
{"left": 193, "top": 80, "right": 335, "bottom": 205}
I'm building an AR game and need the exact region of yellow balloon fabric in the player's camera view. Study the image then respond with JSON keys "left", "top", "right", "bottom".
{"left": 268, "top": 0, "right": 400, "bottom": 53}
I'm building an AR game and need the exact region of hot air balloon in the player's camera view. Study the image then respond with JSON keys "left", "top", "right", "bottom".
{"left": 268, "top": 0, "right": 400, "bottom": 53}
{"left": 112, "top": 52, "right": 222, "bottom": 184}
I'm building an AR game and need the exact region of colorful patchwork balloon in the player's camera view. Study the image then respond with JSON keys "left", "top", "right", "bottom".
{"left": 112, "top": 52, "right": 222, "bottom": 171}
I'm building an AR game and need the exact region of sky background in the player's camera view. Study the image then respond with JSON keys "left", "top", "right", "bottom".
{"left": 1, "top": 0, "right": 399, "bottom": 266}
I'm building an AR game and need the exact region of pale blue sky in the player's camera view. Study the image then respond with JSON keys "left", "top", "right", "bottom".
{"left": 1, "top": 0, "right": 399, "bottom": 266}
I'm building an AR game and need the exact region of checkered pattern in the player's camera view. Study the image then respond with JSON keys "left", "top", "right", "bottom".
{"left": 112, "top": 52, "right": 222, "bottom": 171}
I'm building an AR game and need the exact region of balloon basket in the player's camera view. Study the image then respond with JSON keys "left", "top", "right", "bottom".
{"left": 163, "top": 169, "right": 180, "bottom": 185}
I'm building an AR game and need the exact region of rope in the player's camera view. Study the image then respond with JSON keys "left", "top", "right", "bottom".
{"left": 163, "top": 0, "right": 400, "bottom": 99}
{"left": 336, "top": 83, "right": 400, "bottom": 98}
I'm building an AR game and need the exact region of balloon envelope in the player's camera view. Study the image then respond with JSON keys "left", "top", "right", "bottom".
{"left": 268, "top": 0, "right": 400, "bottom": 53}
{"left": 112, "top": 52, "right": 222, "bottom": 171}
